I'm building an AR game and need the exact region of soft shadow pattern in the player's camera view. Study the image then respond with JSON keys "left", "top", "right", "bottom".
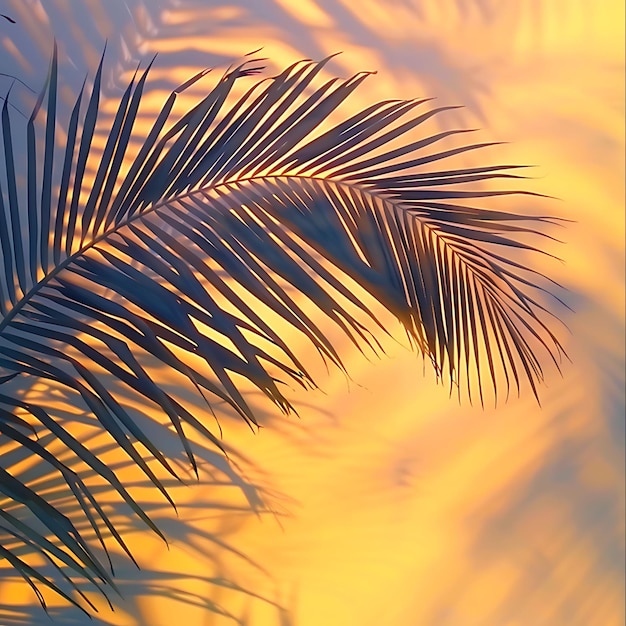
{"left": 2, "top": 2, "right": 618, "bottom": 625}
{"left": 1, "top": 1, "right": 497, "bottom": 124}
{"left": 0, "top": 376, "right": 289, "bottom": 623}
{"left": 127, "top": 0, "right": 495, "bottom": 124}
{"left": 443, "top": 296, "right": 625, "bottom": 626}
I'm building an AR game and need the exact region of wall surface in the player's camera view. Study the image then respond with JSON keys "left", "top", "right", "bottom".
{"left": 0, "top": 1, "right": 624, "bottom": 625}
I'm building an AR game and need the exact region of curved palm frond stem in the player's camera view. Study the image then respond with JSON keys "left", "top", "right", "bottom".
{"left": 0, "top": 46, "right": 566, "bottom": 610}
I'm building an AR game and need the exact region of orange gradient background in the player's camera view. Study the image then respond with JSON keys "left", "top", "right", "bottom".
{"left": 0, "top": 1, "right": 624, "bottom": 625}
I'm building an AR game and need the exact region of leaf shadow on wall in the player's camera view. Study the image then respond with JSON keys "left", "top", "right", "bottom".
{"left": 0, "top": 369, "right": 300, "bottom": 625}
{"left": 405, "top": 291, "right": 625, "bottom": 626}
{"left": 1, "top": 0, "right": 498, "bottom": 126}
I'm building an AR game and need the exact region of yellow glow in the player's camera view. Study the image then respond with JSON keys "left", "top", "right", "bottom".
{"left": 0, "top": 0, "right": 623, "bottom": 625}
{"left": 271, "top": 0, "right": 334, "bottom": 29}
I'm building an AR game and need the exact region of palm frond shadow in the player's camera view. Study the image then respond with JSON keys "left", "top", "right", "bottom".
{"left": 0, "top": 607, "right": 116, "bottom": 626}
{"left": 0, "top": 376, "right": 288, "bottom": 622}
{"left": 137, "top": 0, "right": 599, "bottom": 128}
{"left": 0, "top": 567, "right": 285, "bottom": 626}
{"left": 0, "top": 545, "right": 286, "bottom": 626}
{"left": 123, "top": 0, "right": 494, "bottom": 124}
{"left": 0, "top": 1, "right": 156, "bottom": 99}
{"left": 1, "top": 590, "right": 291, "bottom": 626}
{"left": 456, "top": 426, "right": 623, "bottom": 626}
{"left": 0, "top": 32, "right": 566, "bottom": 614}
{"left": 415, "top": 290, "right": 623, "bottom": 626}
{"left": 2, "top": 0, "right": 497, "bottom": 125}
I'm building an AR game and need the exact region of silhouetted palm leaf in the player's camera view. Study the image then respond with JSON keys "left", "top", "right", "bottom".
{"left": 0, "top": 46, "right": 565, "bottom": 611}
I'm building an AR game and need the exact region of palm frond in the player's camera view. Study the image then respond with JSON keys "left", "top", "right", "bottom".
{"left": 0, "top": 46, "right": 565, "bottom": 610}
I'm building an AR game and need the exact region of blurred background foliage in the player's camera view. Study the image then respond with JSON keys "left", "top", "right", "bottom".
{"left": 0, "top": 1, "right": 623, "bottom": 624}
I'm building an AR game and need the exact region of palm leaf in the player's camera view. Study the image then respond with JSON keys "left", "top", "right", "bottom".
{"left": 0, "top": 46, "right": 565, "bottom": 611}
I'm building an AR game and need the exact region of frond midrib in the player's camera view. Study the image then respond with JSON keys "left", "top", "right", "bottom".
{"left": 0, "top": 173, "right": 401, "bottom": 338}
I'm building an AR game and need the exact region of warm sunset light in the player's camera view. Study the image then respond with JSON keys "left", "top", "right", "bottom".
{"left": 0, "top": 2, "right": 623, "bottom": 626}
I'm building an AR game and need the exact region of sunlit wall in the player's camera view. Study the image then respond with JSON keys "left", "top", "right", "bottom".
{"left": 0, "top": 1, "right": 623, "bottom": 625}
